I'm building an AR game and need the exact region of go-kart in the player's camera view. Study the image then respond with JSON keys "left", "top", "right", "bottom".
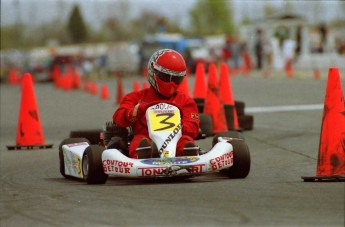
{"left": 59, "top": 102, "right": 251, "bottom": 184}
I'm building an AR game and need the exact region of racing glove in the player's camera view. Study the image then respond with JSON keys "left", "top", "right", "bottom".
{"left": 126, "top": 103, "right": 146, "bottom": 123}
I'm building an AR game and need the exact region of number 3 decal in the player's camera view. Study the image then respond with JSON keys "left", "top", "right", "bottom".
{"left": 154, "top": 113, "right": 175, "bottom": 131}
{"left": 148, "top": 108, "right": 180, "bottom": 132}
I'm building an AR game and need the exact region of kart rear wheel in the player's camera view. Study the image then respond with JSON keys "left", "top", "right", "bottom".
{"left": 199, "top": 114, "right": 213, "bottom": 137}
{"left": 59, "top": 138, "right": 90, "bottom": 178}
{"left": 82, "top": 145, "right": 108, "bottom": 184}
{"left": 69, "top": 129, "right": 102, "bottom": 145}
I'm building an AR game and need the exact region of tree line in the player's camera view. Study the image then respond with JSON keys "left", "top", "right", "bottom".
{"left": 1, "top": 0, "right": 236, "bottom": 50}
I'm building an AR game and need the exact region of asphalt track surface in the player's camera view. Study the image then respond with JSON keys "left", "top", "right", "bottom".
{"left": 1, "top": 72, "right": 344, "bottom": 227}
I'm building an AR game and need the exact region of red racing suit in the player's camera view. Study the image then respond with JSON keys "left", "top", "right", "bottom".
{"left": 113, "top": 86, "right": 199, "bottom": 158}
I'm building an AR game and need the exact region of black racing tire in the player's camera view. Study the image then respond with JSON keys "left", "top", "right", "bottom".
{"left": 199, "top": 113, "right": 213, "bottom": 137}
{"left": 194, "top": 98, "right": 205, "bottom": 113}
{"left": 235, "top": 100, "right": 245, "bottom": 116}
{"left": 59, "top": 138, "right": 90, "bottom": 178}
{"left": 82, "top": 145, "right": 108, "bottom": 184}
{"left": 224, "top": 104, "right": 238, "bottom": 131}
{"left": 222, "top": 139, "right": 251, "bottom": 178}
{"left": 212, "top": 131, "right": 250, "bottom": 178}
{"left": 238, "top": 115, "right": 254, "bottom": 131}
{"left": 69, "top": 129, "right": 102, "bottom": 145}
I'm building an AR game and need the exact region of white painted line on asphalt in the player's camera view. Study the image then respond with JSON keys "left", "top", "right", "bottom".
{"left": 246, "top": 104, "right": 324, "bottom": 113}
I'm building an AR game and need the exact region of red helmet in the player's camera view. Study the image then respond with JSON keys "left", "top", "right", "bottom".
{"left": 147, "top": 49, "right": 187, "bottom": 97}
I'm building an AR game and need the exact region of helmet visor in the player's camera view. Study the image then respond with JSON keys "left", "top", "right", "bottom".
{"left": 155, "top": 71, "right": 184, "bottom": 85}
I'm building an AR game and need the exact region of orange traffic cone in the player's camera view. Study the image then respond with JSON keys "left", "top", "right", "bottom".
{"left": 72, "top": 67, "right": 81, "bottom": 89}
{"left": 90, "top": 81, "right": 98, "bottom": 95}
{"left": 219, "top": 63, "right": 240, "bottom": 130}
{"left": 193, "top": 63, "right": 207, "bottom": 113}
{"left": 142, "top": 81, "right": 149, "bottom": 90}
{"left": 116, "top": 77, "right": 124, "bottom": 105}
{"left": 83, "top": 79, "right": 90, "bottom": 92}
{"left": 285, "top": 59, "right": 293, "bottom": 78}
{"left": 193, "top": 62, "right": 207, "bottom": 99}
{"left": 178, "top": 75, "right": 190, "bottom": 96}
{"left": 100, "top": 84, "right": 110, "bottom": 100}
{"left": 302, "top": 67, "right": 345, "bottom": 182}
{"left": 7, "top": 73, "right": 52, "bottom": 150}
{"left": 242, "top": 52, "right": 252, "bottom": 75}
{"left": 229, "top": 67, "right": 238, "bottom": 76}
{"left": 142, "top": 66, "right": 148, "bottom": 77}
{"left": 63, "top": 70, "right": 73, "bottom": 91}
{"left": 133, "top": 81, "right": 140, "bottom": 92}
{"left": 52, "top": 66, "right": 61, "bottom": 88}
{"left": 8, "top": 67, "right": 20, "bottom": 85}
{"left": 220, "top": 63, "right": 234, "bottom": 104}
{"left": 61, "top": 67, "right": 71, "bottom": 91}
{"left": 55, "top": 69, "right": 63, "bottom": 89}
{"left": 203, "top": 63, "right": 228, "bottom": 133}
{"left": 313, "top": 69, "right": 321, "bottom": 80}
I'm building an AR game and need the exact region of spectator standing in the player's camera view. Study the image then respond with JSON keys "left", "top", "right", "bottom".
{"left": 255, "top": 29, "right": 264, "bottom": 70}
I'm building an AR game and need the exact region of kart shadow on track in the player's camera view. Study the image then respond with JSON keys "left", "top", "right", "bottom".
{"left": 88, "top": 173, "right": 230, "bottom": 186}
{"left": 49, "top": 174, "right": 221, "bottom": 186}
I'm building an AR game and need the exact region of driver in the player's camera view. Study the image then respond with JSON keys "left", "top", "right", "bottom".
{"left": 113, "top": 49, "right": 200, "bottom": 159}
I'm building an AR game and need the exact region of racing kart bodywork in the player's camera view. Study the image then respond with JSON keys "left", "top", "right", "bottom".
{"left": 59, "top": 102, "right": 251, "bottom": 184}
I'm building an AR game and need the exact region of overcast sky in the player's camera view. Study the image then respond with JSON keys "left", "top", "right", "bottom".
{"left": 1, "top": 0, "right": 345, "bottom": 29}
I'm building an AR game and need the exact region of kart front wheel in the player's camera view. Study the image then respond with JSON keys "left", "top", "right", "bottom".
{"left": 221, "top": 139, "right": 251, "bottom": 178}
{"left": 82, "top": 145, "right": 108, "bottom": 184}
{"left": 213, "top": 131, "right": 250, "bottom": 178}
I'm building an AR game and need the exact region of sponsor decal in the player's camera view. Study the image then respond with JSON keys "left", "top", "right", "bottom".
{"left": 150, "top": 103, "right": 174, "bottom": 110}
{"left": 141, "top": 157, "right": 199, "bottom": 165}
{"left": 191, "top": 113, "right": 199, "bottom": 120}
{"left": 152, "top": 112, "right": 176, "bottom": 131}
{"left": 148, "top": 108, "right": 179, "bottom": 132}
{"left": 63, "top": 150, "right": 82, "bottom": 177}
{"left": 138, "top": 166, "right": 166, "bottom": 177}
{"left": 74, "top": 156, "right": 82, "bottom": 176}
{"left": 209, "top": 151, "right": 233, "bottom": 171}
{"left": 158, "top": 123, "right": 182, "bottom": 154}
{"left": 162, "top": 150, "right": 170, "bottom": 157}
{"left": 103, "top": 160, "right": 133, "bottom": 174}
{"left": 189, "top": 164, "right": 206, "bottom": 174}
{"left": 137, "top": 163, "right": 206, "bottom": 177}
